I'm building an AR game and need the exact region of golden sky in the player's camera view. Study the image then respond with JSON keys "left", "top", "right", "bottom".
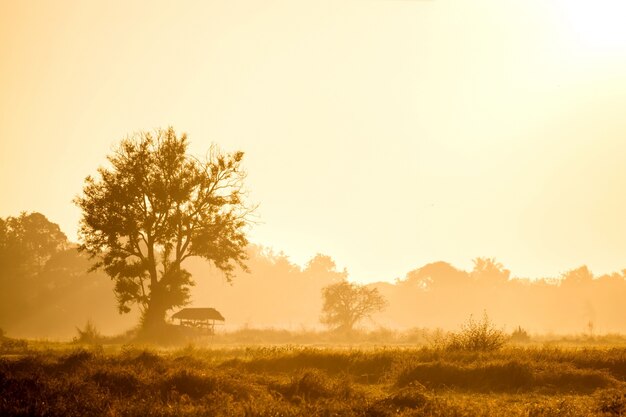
{"left": 2, "top": 0, "right": 626, "bottom": 283}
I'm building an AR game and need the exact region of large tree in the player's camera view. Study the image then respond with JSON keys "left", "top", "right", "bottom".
{"left": 75, "top": 128, "right": 252, "bottom": 330}
{"left": 320, "top": 281, "right": 387, "bottom": 332}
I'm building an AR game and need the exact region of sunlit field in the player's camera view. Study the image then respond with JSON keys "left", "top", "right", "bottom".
{"left": 4, "top": 1, "right": 626, "bottom": 416}
{"left": 4, "top": 328, "right": 626, "bottom": 417}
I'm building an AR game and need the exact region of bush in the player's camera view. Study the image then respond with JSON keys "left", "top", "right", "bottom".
{"left": 74, "top": 320, "right": 103, "bottom": 344}
{"left": 510, "top": 326, "right": 531, "bottom": 343}
{"left": 438, "top": 312, "right": 507, "bottom": 352}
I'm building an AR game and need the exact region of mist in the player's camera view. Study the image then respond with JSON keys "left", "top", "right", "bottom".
{"left": 3, "top": 213, "right": 625, "bottom": 340}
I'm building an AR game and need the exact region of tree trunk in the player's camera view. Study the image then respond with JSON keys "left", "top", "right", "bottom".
{"left": 142, "top": 302, "right": 168, "bottom": 330}
{"left": 140, "top": 285, "right": 169, "bottom": 336}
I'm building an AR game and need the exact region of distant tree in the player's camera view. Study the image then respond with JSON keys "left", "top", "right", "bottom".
{"left": 0, "top": 212, "right": 68, "bottom": 277}
{"left": 560, "top": 265, "right": 594, "bottom": 287}
{"left": 74, "top": 128, "right": 253, "bottom": 331}
{"left": 320, "top": 281, "right": 387, "bottom": 332}
{"left": 304, "top": 253, "right": 346, "bottom": 285}
{"left": 305, "top": 254, "right": 337, "bottom": 273}
{"left": 471, "top": 257, "right": 510, "bottom": 285}
{"left": 402, "top": 261, "right": 468, "bottom": 290}
{"left": 0, "top": 212, "right": 68, "bottom": 322}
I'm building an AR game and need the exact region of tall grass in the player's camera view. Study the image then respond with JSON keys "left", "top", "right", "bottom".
{"left": 3, "top": 345, "right": 626, "bottom": 416}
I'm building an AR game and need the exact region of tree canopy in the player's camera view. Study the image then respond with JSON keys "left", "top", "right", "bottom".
{"left": 74, "top": 128, "right": 253, "bottom": 330}
{"left": 0, "top": 212, "right": 68, "bottom": 277}
{"left": 0, "top": 212, "right": 68, "bottom": 324}
{"left": 320, "top": 281, "right": 387, "bottom": 332}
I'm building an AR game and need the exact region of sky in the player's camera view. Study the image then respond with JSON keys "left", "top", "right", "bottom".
{"left": 2, "top": 0, "right": 626, "bottom": 283}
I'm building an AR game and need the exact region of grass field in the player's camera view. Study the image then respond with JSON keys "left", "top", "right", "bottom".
{"left": 3, "top": 339, "right": 626, "bottom": 416}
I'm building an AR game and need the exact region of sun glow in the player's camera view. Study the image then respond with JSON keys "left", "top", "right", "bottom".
{"left": 3, "top": 1, "right": 626, "bottom": 283}
{"left": 556, "top": 0, "right": 626, "bottom": 54}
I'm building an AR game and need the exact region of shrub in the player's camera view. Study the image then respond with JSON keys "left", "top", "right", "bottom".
{"left": 510, "top": 326, "right": 532, "bottom": 343}
{"left": 74, "top": 320, "right": 103, "bottom": 344}
{"left": 442, "top": 312, "right": 507, "bottom": 352}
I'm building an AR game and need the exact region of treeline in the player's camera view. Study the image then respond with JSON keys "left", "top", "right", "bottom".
{"left": 0, "top": 212, "right": 136, "bottom": 338}
{"left": 193, "top": 253, "right": 626, "bottom": 334}
{"left": 2, "top": 212, "right": 626, "bottom": 338}
{"left": 378, "top": 261, "right": 626, "bottom": 334}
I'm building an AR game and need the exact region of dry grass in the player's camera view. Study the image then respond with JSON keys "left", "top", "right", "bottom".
{"left": 3, "top": 341, "right": 626, "bottom": 416}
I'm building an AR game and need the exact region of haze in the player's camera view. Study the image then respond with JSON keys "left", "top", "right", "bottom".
{"left": 2, "top": 0, "right": 626, "bottom": 283}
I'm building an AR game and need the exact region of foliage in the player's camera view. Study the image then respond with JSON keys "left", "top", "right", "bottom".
{"left": 304, "top": 254, "right": 346, "bottom": 282}
{"left": 320, "top": 281, "right": 387, "bottom": 332}
{"left": 561, "top": 265, "right": 594, "bottom": 286}
{"left": 74, "top": 320, "right": 103, "bottom": 344}
{"left": 74, "top": 128, "right": 253, "bottom": 330}
{"left": 401, "top": 261, "right": 467, "bottom": 290}
{"left": 510, "top": 326, "right": 532, "bottom": 343}
{"left": 0, "top": 212, "right": 136, "bottom": 338}
{"left": 439, "top": 312, "right": 507, "bottom": 352}
{"left": 0, "top": 212, "right": 68, "bottom": 276}
{"left": 471, "top": 257, "right": 510, "bottom": 284}
{"left": 0, "top": 212, "right": 68, "bottom": 325}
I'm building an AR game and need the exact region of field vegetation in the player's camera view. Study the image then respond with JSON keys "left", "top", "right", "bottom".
{"left": 3, "top": 321, "right": 626, "bottom": 416}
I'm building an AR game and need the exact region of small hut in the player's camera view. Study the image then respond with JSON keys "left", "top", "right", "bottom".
{"left": 171, "top": 307, "right": 225, "bottom": 334}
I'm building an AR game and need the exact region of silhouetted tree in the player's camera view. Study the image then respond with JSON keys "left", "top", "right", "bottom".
{"left": 560, "top": 265, "right": 594, "bottom": 287}
{"left": 471, "top": 257, "right": 510, "bottom": 285}
{"left": 304, "top": 253, "right": 346, "bottom": 286}
{"left": 305, "top": 254, "right": 337, "bottom": 274}
{"left": 402, "top": 261, "right": 469, "bottom": 290}
{"left": 320, "top": 281, "right": 387, "bottom": 332}
{"left": 0, "top": 212, "right": 67, "bottom": 323}
{"left": 75, "top": 128, "right": 253, "bottom": 331}
{"left": 0, "top": 212, "right": 67, "bottom": 276}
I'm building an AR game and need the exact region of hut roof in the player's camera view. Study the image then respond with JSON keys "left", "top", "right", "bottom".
{"left": 171, "top": 308, "right": 225, "bottom": 321}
